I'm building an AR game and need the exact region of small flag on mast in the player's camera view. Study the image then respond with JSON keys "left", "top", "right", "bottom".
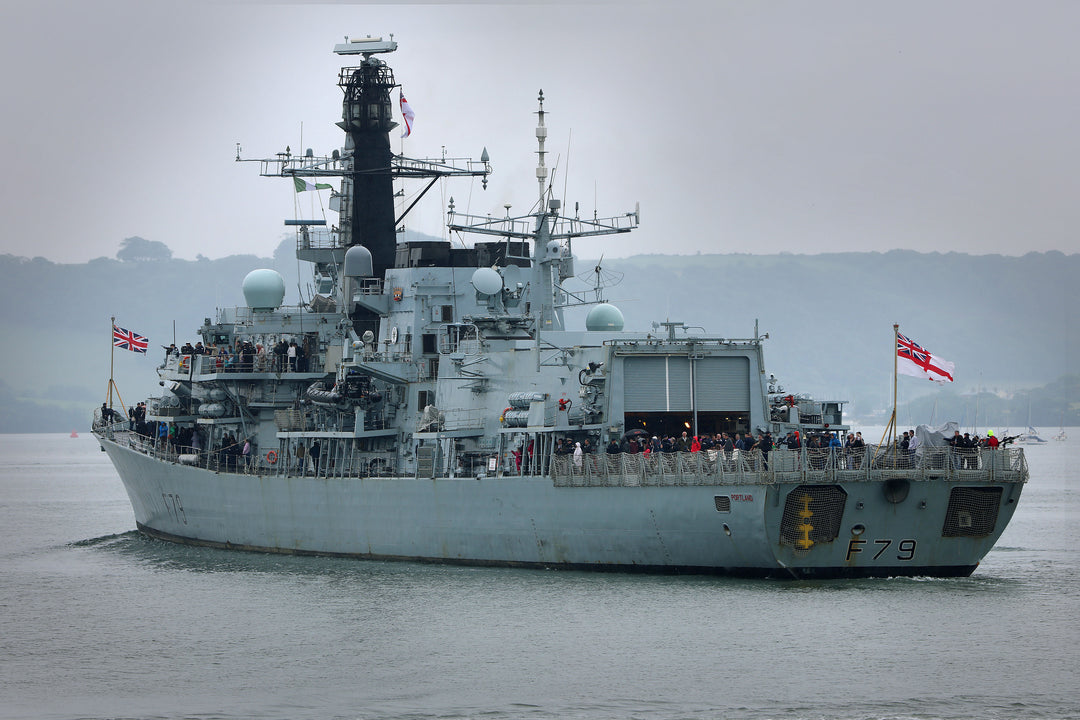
{"left": 113, "top": 325, "right": 149, "bottom": 354}
{"left": 293, "top": 177, "right": 333, "bottom": 193}
{"left": 400, "top": 93, "right": 415, "bottom": 138}
{"left": 897, "top": 331, "right": 954, "bottom": 383}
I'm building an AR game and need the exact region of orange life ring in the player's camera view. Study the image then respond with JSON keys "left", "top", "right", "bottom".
{"left": 266, "top": 450, "right": 277, "bottom": 464}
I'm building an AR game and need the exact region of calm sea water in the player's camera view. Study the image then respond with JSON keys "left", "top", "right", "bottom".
{"left": 1, "top": 432, "right": 1077, "bottom": 720}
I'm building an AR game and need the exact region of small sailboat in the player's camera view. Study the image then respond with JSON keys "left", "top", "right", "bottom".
{"left": 1015, "top": 403, "right": 1047, "bottom": 444}
{"left": 1016, "top": 427, "right": 1047, "bottom": 444}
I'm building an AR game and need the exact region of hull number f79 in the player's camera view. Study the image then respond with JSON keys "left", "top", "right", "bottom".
{"left": 846, "top": 538, "right": 916, "bottom": 562}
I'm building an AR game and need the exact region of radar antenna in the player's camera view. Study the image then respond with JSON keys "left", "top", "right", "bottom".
{"left": 577, "top": 254, "right": 624, "bottom": 304}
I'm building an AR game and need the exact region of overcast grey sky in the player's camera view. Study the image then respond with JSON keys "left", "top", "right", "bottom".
{"left": 4, "top": 0, "right": 1079, "bottom": 262}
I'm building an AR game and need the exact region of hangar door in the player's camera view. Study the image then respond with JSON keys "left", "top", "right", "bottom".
{"left": 623, "top": 356, "right": 750, "bottom": 412}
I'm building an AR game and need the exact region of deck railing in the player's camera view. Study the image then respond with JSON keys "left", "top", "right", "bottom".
{"left": 160, "top": 349, "right": 328, "bottom": 377}
{"left": 101, "top": 428, "right": 398, "bottom": 479}
{"left": 93, "top": 408, "right": 1029, "bottom": 487}
{"left": 550, "top": 446, "right": 1029, "bottom": 487}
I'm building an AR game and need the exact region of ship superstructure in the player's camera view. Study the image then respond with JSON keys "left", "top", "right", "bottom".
{"left": 93, "top": 37, "right": 1027, "bottom": 578}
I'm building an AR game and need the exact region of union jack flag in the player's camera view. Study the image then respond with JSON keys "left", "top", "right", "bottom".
{"left": 897, "top": 331, "right": 953, "bottom": 383}
{"left": 113, "top": 324, "right": 148, "bottom": 354}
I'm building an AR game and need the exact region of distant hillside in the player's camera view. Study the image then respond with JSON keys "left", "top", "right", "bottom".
{"left": 0, "top": 237, "right": 301, "bottom": 432}
{"left": 2, "top": 244, "right": 1076, "bottom": 432}
{"left": 895, "top": 374, "right": 1080, "bottom": 432}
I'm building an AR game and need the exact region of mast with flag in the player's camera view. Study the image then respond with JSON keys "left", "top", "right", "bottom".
{"left": 106, "top": 318, "right": 148, "bottom": 425}
{"left": 885, "top": 324, "right": 955, "bottom": 446}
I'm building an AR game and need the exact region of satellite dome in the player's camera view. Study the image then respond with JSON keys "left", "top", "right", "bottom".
{"left": 471, "top": 267, "right": 504, "bottom": 296}
{"left": 586, "top": 302, "right": 625, "bottom": 331}
{"left": 242, "top": 269, "right": 286, "bottom": 310}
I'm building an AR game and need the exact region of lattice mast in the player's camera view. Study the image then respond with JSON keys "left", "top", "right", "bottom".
{"left": 447, "top": 90, "right": 640, "bottom": 326}
{"left": 536, "top": 90, "right": 548, "bottom": 206}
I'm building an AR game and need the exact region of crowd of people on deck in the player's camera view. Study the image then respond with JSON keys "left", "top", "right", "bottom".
{"left": 113, "top": 408, "right": 255, "bottom": 471}
{"left": 545, "top": 426, "right": 1010, "bottom": 473}
{"left": 165, "top": 337, "right": 310, "bottom": 373}
{"left": 91, "top": 334, "right": 322, "bottom": 475}
{"left": 944, "top": 428, "right": 1013, "bottom": 468}
{"left": 546, "top": 425, "right": 1015, "bottom": 465}
{"left": 547, "top": 429, "right": 857, "bottom": 473}
{"left": 547, "top": 429, "right": 870, "bottom": 462}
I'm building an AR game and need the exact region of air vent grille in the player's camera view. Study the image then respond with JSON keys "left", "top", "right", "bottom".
{"left": 779, "top": 485, "right": 847, "bottom": 546}
{"left": 942, "top": 486, "right": 1002, "bottom": 537}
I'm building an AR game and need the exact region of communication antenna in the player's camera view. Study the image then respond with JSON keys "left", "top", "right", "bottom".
{"left": 577, "top": 253, "right": 623, "bottom": 303}
{"left": 562, "top": 128, "right": 572, "bottom": 210}
{"left": 535, "top": 89, "right": 548, "bottom": 205}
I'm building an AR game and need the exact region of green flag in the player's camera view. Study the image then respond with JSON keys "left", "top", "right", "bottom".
{"left": 294, "top": 177, "right": 333, "bottom": 192}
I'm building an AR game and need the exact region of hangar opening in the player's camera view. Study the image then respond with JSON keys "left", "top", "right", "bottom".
{"left": 622, "top": 355, "right": 751, "bottom": 437}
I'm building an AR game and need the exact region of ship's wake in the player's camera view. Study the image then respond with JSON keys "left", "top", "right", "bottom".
{"left": 68, "top": 530, "right": 140, "bottom": 547}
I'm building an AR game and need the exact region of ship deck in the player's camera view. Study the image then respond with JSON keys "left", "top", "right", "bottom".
{"left": 94, "top": 421, "right": 1027, "bottom": 487}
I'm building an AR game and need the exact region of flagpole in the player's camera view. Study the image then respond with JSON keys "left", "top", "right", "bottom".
{"left": 108, "top": 315, "right": 116, "bottom": 410}
{"left": 877, "top": 323, "right": 898, "bottom": 453}
{"left": 105, "top": 319, "right": 136, "bottom": 431}
{"left": 892, "top": 323, "right": 898, "bottom": 445}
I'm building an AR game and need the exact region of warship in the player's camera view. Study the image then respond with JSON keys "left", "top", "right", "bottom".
{"left": 94, "top": 37, "right": 1027, "bottom": 578}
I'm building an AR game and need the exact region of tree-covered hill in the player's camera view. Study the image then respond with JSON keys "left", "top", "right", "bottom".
{"left": 2, "top": 244, "right": 1076, "bottom": 432}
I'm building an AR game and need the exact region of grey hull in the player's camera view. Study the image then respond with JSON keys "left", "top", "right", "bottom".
{"left": 102, "top": 437, "right": 1022, "bottom": 579}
